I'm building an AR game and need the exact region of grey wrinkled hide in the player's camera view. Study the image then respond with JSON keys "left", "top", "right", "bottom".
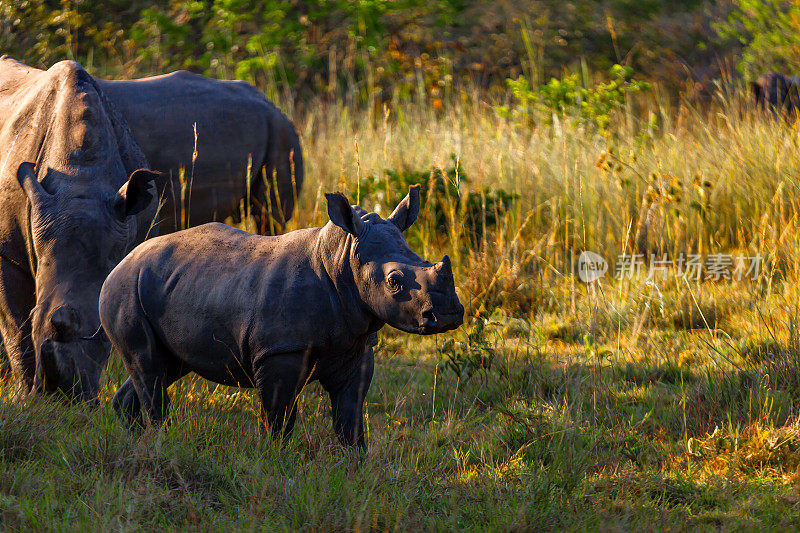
{"left": 751, "top": 72, "right": 800, "bottom": 115}
{"left": 97, "top": 71, "right": 303, "bottom": 233}
{"left": 100, "top": 186, "right": 464, "bottom": 448}
{"left": 0, "top": 56, "right": 161, "bottom": 401}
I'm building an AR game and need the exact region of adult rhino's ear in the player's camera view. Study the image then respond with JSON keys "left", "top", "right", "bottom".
{"left": 114, "top": 168, "right": 161, "bottom": 218}
{"left": 325, "top": 192, "right": 364, "bottom": 236}
{"left": 17, "top": 162, "right": 53, "bottom": 206}
{"left": 387, "top": 184, "right": 421, "bottom": 232}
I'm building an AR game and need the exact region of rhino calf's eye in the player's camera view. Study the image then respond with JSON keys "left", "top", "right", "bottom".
{"left": 387, "top": 271, "right": 403, "bottom": 293}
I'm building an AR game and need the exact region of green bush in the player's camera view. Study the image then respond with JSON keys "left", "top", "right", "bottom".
{"left": 498, "top": 64, "right": 650, "bottom": 132}
{"left": 438, "top": 319, "right": 495, "bottom": 385}
{"left": 716, "top": 0, "right": 800, "bottom": 78}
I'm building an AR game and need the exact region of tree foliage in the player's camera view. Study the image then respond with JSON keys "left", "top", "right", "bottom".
{"left": 0, "top": 0, "right": 728, "bottom": 98}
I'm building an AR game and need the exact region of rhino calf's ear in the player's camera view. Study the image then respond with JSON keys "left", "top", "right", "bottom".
{"left": 325, "top": 192, "right": 364, "bottom": 236}
{"left": 387, "top": 184, "right": 421, "bottom": 232}
{"left": 115, "top": 169, "right": 161, "bottom": 218}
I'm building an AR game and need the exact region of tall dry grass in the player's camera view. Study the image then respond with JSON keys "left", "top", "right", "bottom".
{"left": 281, "top": 88, "right": 800, "bottom": 319}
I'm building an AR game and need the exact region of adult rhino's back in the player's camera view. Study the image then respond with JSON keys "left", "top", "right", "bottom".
{"left": 97, "top": 71, "right": 303, "bottom": 233}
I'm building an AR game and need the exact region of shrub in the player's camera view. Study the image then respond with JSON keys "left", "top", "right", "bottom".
{"left": 716, "top": 0, "right": 800, "bottom": 78}
{"left": 498, "top": 64, "right": 650, "bottom": 133}
{"left": 438, "top": 318, "right": 495, "bottom": 385}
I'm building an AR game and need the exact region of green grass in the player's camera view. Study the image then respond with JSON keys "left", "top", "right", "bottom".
{"left": 3, "top": 303, "right": 800, "bottom": 530}
{"left": 5, "top": 90, "right": 800, "bottom": 530}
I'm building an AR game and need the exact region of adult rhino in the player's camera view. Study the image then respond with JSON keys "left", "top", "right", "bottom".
{"left": 751, "top": 72, "right": 800, "bottom": 115}
{"left": 96, "top": 70, "right": 303, "bottom": 233}
{"left": 0, "top": 57, "right": 161, "bottom": 401}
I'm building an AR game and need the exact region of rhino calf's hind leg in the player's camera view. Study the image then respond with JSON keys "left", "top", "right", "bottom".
{"left": 127, "top": 356, "right": 187, "bottom": 426}
{"left": 114, "top": 362, "right": 187, "bottom": 428}
{"left": 111, "top": 310, "right": 186, "bottom": 426}
{"left": 112, "top": 377, "right": 142, "bottom": 427}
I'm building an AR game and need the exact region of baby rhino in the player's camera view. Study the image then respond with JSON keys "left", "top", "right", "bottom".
{"left": 99, "top": 186, "right": 463, "bottom": 449}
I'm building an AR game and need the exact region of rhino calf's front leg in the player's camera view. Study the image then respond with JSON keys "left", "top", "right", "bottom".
{"left": 323, "top": 346, "right": 375, "bottom": 449}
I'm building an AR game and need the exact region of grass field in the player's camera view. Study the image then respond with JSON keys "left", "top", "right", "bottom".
{"left": 4, "top": 89, "right": 800, "bottom": 530}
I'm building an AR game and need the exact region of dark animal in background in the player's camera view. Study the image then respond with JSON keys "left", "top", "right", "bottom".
{"left": 0, "top": 57, "right": 161, "bottom": 401}
{"left": 100, "top": 186, "right": 464, "bottom": 449}
{"left": 751, "top": 72, "right": 800, "bottom": 115}
{"left": 97, "top": 71, "right": 303, "bottom": 233}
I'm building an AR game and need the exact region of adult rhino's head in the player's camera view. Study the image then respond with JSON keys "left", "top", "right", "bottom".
{"left": 17, "top": 161, "right": 160, "bottom": 403}
{"left": 325, "top": 185, "right": 464, "bottom": 335}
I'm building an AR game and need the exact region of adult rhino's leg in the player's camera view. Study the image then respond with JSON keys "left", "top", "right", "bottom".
{"left": 254, "top": 352, "right": 308, "bottom": 440}
{"left": 322, "top": 344, "right": 375, "bottom": 450}
{"left": 0, "top": 258, "right": 35, "bottom": 392}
